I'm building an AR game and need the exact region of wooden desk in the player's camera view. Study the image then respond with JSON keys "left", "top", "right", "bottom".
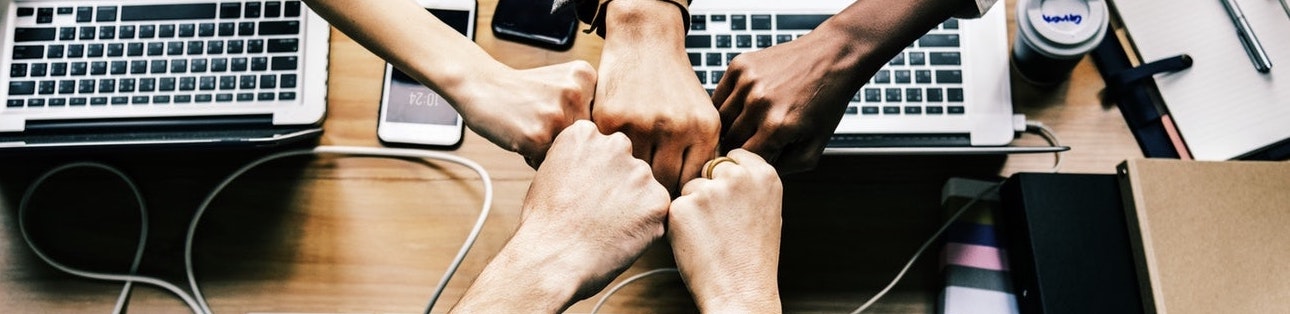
{"left": 0, "top": 0, "right": 1140, "bottom": 312}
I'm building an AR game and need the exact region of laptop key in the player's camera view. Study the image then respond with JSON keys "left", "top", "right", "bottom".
{"left": 947, "top": 88, "right": 964, "bottom": 102}
{"left": 51, "top": 63, "right": 68, "bottom": 76}
{"left": 96, "top": 6, "right": 118, "bottom": 22}
{"left": 750, "top": 15, "right": 771, "bottom": 30}
{"left": 904, "top": 106, "right": 922, "bottom": 114}
{"left": 167, "top": 41, "right": 185, "bottom": 55}
{"left": 90, "top": 97, "right": 108, "bottom": 106}
{"left": 98, "top": 79, "right": 115, "bottom": 92}
{"left": 27, "top": 98, "right": 45, "bottom": 107}
{"left": 119, "top": 78, "right": 135, "bottom": 92}
{"left": 38, "top": 81, "right": 55, "bottom": 94}
{"left": 688, "top": 53, "right": 701, "bottom": 66}
{"left": 691, "top": 15, "right": 705, "bottom": 31}
{"left": 160, "top": 24, "right": 176, "bottom": 37}
{"left": 110, "top": 61, "right": 127, "bottom": 75}
{"left": 695, "top": 71, "right": 707, "bottom": 85}
{"left": 285, "top": 1, "right": 302, "bottom": 17}
{"left": 936, "top": 70, "right": 962, "bottom": 84}
{"left": 730, "top": 14, "right": 746, "bottom": 30}
{"left": 906, "top": 88, "right": 922, "bottom": 102}
{"left": 174, "top": 94, "right": 192, "bottom": 103}
{"left": 147, "top": 42, "right": 164, "bottom": 56}
{"left": 200, "top": 76, "right": 217, "bottom": 90}
{"left": 59, "top": 80, "right": 76, "bottom": 94}
{"left": 120, "top": 25, "right": 136, "bottom": 39}
{"left": 873, "top": 70, "right": 891, "bottom": 84}
{"left": 248, "top": 39, "right": 264, "bottom": 53}
{"left": 196, "top": 94, "right": 213, "bottom": 102}
{"left": 219, "top": 75, "right": 236, "bottom": 89}
{"left": 267, "top": 38, "right": 297, "bottom": 52}
{"left": 251, "top": 57, "right": 268, "bottom": 71}
{"left": 87, "top": 44, "right": 105, "bottom": 57}
{"left": 266, "top": 2, "right": 282, "bottom": 18}
{"left": 257, "top": 92, "right": 274, "bottom": 101}
{"left": 13, "top": 46, "right": 45, "bottom": 60}
{"left": 231, "top": 57, "right": 248, "bottom": 71}
{"left": 862, "top": 106, "right": 879, "bottom": 114}
{"left": 31, "top": 63, "right": 48, "bottom": 77}
{"left": 150, "top": 60, "right": 167, "bottom": 74}
{"left": 259, "top": 21, "right": 300, "bottom": 35}
{"left": 927, "top": 106, "right": 944, "bottom": 114}
{"left": 889, "top": 53, "right": 905, "bottom": 66}
{"left": 948, "top": 106, "right": 965, "bottom": 114}
{"left": 685, "top": 35, "right": 711, "bottom": 49}
{"left": 735, "top": 35, "right": 751, "bottom": 48}
{"left": 180, "top": 77, "right": 196, "bottom": 90}
{"left": 159, "top": 77, "right": 176, "bottom": 91}
{"left": 270, "top": 56, "right": 297, "bottom": 70}
{"left": 140, "top": 25, "right": 156, "bottom": 38}
{"left": 239, "top": 75, "right": 256, "bottom": 89}
{"left": 929, "top": 52, "right": 961, "bottom": 65}
{"left": 99, "top": 26, "right": 116, "bottom": 40}
{"left": 279, "top": 91, "right": 296, "bottom": 100}
{"left": 70, "top": 97, "right": 87, "bottom": 106}
{"left": 79, "top": 26, "right": 95, "bottom": 40}
{"left": 908, "top": 52, "right": 925, "bottom": 65}
{"left": 919, "top": 34, "right": 959, "bottom": 47}
{"left": 179, "top": 24, "right": 195, "bottom": 37}
{"left": 237, "top": 93, "right": 254, "bottom": 101}
{"left": 111, "top": 96, "right": 128, "bottom": 105}
{"left": 884, "top": 88, "right": 901, "bottom": 102}
{"left": 845, "top": 106, "right": 857, "bottom": 115}
{"left": 706, "top": 53, "right": 722, "bottom": 67}
{"left": 15, "top": 28, "right": 57, "bottom": 42}
{"left": 927, "top": 88, "right": 943, "bottom": 102}
{"left": 883, "top": 106, "right": 900, "bottom": 114}
{"left": 245, "top": 2, "right": 261, "bottom": 18}
{"left": 60, "top": 27, "right": 76, "bottom": 40}
{"left": 260, "top": 74, "right": 277, "bottom": 88}
{"left": 132, "top": 96, "right": 149, "bottom": 104}
{"left": 894, "top": 70, "right": 911, "bottom": 84}
{"left": 864, "top": 88, "right": 881, "bottom": 102}
{"left": 188, "top": 41, "right": 205, "bottom": 55}
{"left": 139, "top": 78, "right": 156, "bottom": 91}
{"left": 218, "top": 22, "right": 235, "bottom": 36}
{"left": 10, "top": 64, "right": 27, "bottom": 78}
{"left": 199, "top": 23, "right": 215, "bottom": 37}
{"left": 49, "top": 98, "right": 66, "bottom": 106}
{"left": 715, "top": 35, "right": 731, "bottom": 48}
{"left": 71, "top": 62, "right": 88, "bottom": 76}
{"left": 5, "top": 99, "right": 23, "bottom": 107}
{"left": 280, "top": 74, "right": 297, "bottom": 88}
{"left": 9, "top": 81, "right": 36, "bottom": 95}
{"left": 152, "top": 95, "right": 170, "bottom": 104}
{"left": 216, "top": 93, "right": 234, "bottom": 102}
{"left": 755, "top": 35, "right": 772, "bottom": 48}
{"left": 915, "top": 70, "right": 932, "bottom": 84}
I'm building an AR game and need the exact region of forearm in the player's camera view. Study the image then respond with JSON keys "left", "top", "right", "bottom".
{"left": 814, "top": 0, "right": 961, "bottom": 89}
{"left": 451, "top": 228, "right": 590, "bottom": 313}
{"left": 302, "top": 0, "right": 505, "bottom": 110}
{"left": 601, "top": 0, "right": 687, "bottom": 54}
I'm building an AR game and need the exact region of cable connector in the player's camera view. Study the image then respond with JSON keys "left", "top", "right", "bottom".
{"left": 1013, "top": 114, "right": 1028, "bottom": 133}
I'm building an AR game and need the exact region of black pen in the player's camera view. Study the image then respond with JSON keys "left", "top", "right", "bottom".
{"left": 1219, "top": 0, "right": 1272, "bottom": 73}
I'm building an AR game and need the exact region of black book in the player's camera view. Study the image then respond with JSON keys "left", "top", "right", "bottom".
{"left": 999, "top": 173, "right": 1143, "bottom": 314}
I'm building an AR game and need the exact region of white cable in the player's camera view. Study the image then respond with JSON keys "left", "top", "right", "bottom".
{"left": 18, "top": 162, "right": 206, "bottom": 314}
{"left": 1026, "top": 121, "right": 1063, "bottom": 173}
{"left": 182, "top": 146, "right": 494, "bottom": 314}
{"left": 18, "top": 146, "right": 492, "bottom": 314}
{"left": 589, "top": 268, "right": 679, "bottom": 314}
{"left": 851, "top": 184, "right": 1001, "bottom": 314}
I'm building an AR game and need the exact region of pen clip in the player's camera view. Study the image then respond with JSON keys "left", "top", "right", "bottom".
{"left": 1105, "top": 54, "right": 1194, "bottom": 97}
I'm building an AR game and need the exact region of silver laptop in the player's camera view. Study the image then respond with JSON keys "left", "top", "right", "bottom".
{"left": 688, "top": 0, "right": 1040, "bottom": 154}
{"left": 0, "top": 0, "right": 329, "bottom": 151}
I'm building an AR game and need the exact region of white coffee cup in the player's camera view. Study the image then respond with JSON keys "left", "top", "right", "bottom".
{"left": 1013, "top": 0, "right": 1110, "bottom": 86}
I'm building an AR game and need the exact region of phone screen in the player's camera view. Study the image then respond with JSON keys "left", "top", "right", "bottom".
{"left": 493, "top": 0, "right": 577, "bottom": 50}
{"left": 384, "top": 9, "right": 470, "bottom": 127}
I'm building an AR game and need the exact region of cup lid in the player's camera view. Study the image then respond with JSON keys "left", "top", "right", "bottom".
{"left": 1020, "top": 0, "right": 1109, "bottom": 57}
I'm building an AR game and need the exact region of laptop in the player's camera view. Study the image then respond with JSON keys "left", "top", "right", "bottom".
{"left": 0, "top": 0, "right": 329, "bottom": 152}
{"left": 687, "top": 0, "right": 1054, "bottom": 154}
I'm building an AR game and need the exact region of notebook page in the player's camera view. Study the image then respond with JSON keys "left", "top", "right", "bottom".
{"left": 1112, "top": 0, "right": 1290, "bottom": 160}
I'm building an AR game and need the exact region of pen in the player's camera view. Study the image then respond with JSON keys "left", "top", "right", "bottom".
{"left": 1219, "top": 0, "right": 1272, "bottom": 73}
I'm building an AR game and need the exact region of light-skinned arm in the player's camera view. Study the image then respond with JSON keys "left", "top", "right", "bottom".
{"left": 712, "top": 0, "right": 962, "bottom": 173}
{"left": 592, "top": 0, "right": 720, "bottom": 194}
{"left": 303, "top": 0, "right": 596, "bottom": 166}
{"left": 451, "top": 120, "right": 671, "bottom": 313}
{"left": 669, "top": 149, "right": 784, "bottom": 312}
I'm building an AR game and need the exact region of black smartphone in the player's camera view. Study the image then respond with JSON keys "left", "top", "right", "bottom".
{"left": 492, "top": 0, "right": 578, "bottom": 51}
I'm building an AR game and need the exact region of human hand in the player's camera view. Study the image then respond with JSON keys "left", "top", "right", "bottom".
{"left": 593, "top": 0, "right": 720, "bottom": 194}
{"left": 712, "top": 31, "right": 868, "bottom": 174}
{"left": 453, "top": 120, "right": 671, "bottom": 313}
{"left": 668, "top": 149, "right": 783, "bottom": 312}
{"left": 454, "top": 61, "right": 596, "bottom": 168}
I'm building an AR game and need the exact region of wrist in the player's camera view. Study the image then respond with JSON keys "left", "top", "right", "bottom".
{"left": 602, "top": 0, "right": 687, "bottom": 45}
{"left": 452, "top": 226, "right": 589, "bottom": 313}
{"left": 689, "top": 273, "right": 782, "bottom": 313}
{"left": 808, "top": 0, "right": 960, "bottom": 81}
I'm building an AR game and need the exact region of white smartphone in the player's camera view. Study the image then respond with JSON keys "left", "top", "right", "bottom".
{"left": 377, "top": 0, "right": 477, "bottom": 149}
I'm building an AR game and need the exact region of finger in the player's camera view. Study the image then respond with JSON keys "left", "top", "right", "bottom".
{"left": 650, "top": 141, "right": 684, "bottom": 195}
{"left": 726, "top": 148, "right": 773, "bottom": 173}
{"left": 679, "top": 143, "right": 715, "bottom": 189}
{"left": 710, "top": 60, "right": 742, "bottom": 112}
{"left": 740, "top": 120, "right": 797, "bottom": 166}
{"left": 720, "top": 102, "right": 766, "bottom": 154}
{"left": 773, "top": 135, "right": 829, "bottom": 174}
{"left": 679, "top": 177, "right": 711, "bottom": 197}
{"left": 706, "top": 155, "right": 742, "bottom": 181}
{"left": 715, "top": 76, "right": 751, "bottom": 138}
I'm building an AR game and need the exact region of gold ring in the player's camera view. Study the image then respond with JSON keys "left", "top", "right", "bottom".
{"left": 702, "top": 156, "right": 739, "bottom": 179}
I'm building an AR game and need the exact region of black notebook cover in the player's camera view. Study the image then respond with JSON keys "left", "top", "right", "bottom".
{"left": 999, "top": 173, "right": 1142, "bottom": 314}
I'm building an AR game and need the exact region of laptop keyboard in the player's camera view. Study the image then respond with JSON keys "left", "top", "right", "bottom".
{"left": 6, "top": 1, "right": 304, "bottom": 109}
{"left": 686, "top": 13, "right": 966, "bottom": 116}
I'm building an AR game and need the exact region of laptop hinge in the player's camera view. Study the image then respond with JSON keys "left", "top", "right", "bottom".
{"left": 828, "top": 133, "right": 971, "bottom": 147}
{"left": 23, "top": 115, "right": 274, "bottom": 133}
